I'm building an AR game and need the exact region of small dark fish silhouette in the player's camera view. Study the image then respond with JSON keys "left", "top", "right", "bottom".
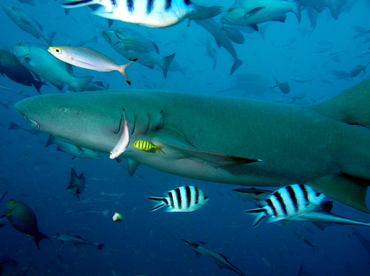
{"left": 67, "top": 168, "right": 86, "bottom": 200}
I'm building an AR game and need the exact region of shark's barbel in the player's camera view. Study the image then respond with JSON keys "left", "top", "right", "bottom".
{"left": 14, "top": 80, "right": 370, "bottom": 213}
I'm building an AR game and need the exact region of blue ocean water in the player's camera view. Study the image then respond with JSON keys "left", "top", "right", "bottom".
{"left": 1, "top": 0, "right": 370, "bottom": 275}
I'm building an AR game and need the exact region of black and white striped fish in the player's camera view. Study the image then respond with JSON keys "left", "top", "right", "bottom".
{"left": 148, "top": 186, "right": 208, "bottom": 212}
{"left": 245, "top": 184, "right": 325, "bottom": 227}
{"left": 62, "top": 0, "right": 196, "bottom": 28}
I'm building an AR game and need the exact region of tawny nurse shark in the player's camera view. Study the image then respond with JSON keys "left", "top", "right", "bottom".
{"left": 14, "top": 80, "right": 370, "bottom": 213}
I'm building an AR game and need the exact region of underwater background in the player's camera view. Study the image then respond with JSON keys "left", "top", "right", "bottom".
{"left": 1, "top": 0, "right": 370, "bottom": 275}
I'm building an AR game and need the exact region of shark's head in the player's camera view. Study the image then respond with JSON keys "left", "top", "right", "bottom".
{"left": 15, "top": 93, "right": 121, "bottom": 153}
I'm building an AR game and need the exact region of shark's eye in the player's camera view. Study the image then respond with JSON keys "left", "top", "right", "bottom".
{"left": 227, "top": 7, "right": 234, "bottom": 12}
{"left": 61, "top": 108, "right": 67, "bottom": 112}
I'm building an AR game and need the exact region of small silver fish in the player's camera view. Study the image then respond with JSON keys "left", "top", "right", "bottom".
{"left": 54, "top": 233, "right": 104, "bottom": 250}
{"left": 48, "top": 46, "right": 135, "bottom": 85}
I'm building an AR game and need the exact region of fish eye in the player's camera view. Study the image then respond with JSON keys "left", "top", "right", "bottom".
{"left": 55, "top": 48, "right": 62, "bottom": 53}
{"left": 227, "top": 7, "right": 234, "bottom": 12}
{"left": 18, "top": 43, "right": 24, "bottom": 46}
{"left": 315, "top": 192, "right": 321, "bottom": 196}
{"left": 61, "top": 107, "right": 67, "bottom": 112}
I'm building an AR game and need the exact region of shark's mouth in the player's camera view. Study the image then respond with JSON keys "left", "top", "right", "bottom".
{"left": 27, "top": 117, "right": 40, "bottom": 129}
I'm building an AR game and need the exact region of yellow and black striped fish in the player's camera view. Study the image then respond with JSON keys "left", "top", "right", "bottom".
{"left": 132, "top": 140, "right": 163, "bottom": 152}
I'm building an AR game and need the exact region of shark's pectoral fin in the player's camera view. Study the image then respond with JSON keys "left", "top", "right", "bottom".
{"left": 309, "top": 174, "right": 370, "bottom": 214}
{"left": 184, "top": 148, "right": 261, "bottom": 167}
{"left": 155, "top": 129, "right": 261, "bottom": 167}
{"left": 127, "top": 158, "right": 140, "bottom": 176}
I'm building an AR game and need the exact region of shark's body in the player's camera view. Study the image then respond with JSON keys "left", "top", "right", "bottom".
{"left": 14, "top": 80, "right": 370, "bottom": 213}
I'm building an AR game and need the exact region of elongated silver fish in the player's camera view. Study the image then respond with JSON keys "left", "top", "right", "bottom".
{"left": 61, "top": 0, "right": 195, "bottom": 28}
{"left": 245, "top": 184, "right": 325, "bottom": 227}
{"left": 182, "top": 239, "right": 245, "bottom": 276}
{"left": 54, "top": 233, "right": 104, "bottom": 250}
{"left": 148, "top": 185, "right": 208, "bottom": 212}
{"left": 48, "top": 46, "right": 135, "bottom": 85}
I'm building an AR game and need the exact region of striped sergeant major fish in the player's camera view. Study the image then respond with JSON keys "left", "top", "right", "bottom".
{"left": 61, "top": 0, "right": 196, "bottom": 28}
{"left": 245, "top": 184, "right": 325, "bottom": 227}
{"left": 148, "top": 185, "right": 208, "bottom": 212}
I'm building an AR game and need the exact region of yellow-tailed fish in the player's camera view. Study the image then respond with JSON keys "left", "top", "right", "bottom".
{"left": 133, "top": 140, "right": 163, "bottom": 152}
{"left": 110, "top": 109, "right": 129, "bottom": 159}
{"left": 6, "top": 200, "right": 49, "bottom": 249}
{"left": 48, "top": 46, "right": 136, "bottom": 85}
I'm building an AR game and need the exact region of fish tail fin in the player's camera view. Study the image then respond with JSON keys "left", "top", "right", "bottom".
{"left": 71, "top": 76, "right": 94, "bottom": 92}
{"left": 96, "top": 243, "right": 104, "bottom": 250}
{"left": 147, "top": 197, "right": 167, "bottom": 212}
{"left": 245, "top": 208, "right": 266, "bottom": 227}
{"left": 44, "top": 32, "right": 57, "bottom": 46}
{"left": 292, "top": 1, "right": 301, "bottom": 23}
{"left": 328, "top": 0, "right": 347, "bottom": 20}
{"left": 31, "top": 80, "right": 48, "bottom": 94}
{"left": 230, "top": 59, "right": 243, "bottom": 75}
{"left": 34, "top": 231, "right": 49, "bottom": 250}
{"left": 8, "top": 121, "right": 21, "bottom": 130}
{"left": 102, "top": 210, "right": 109, "bottom": 217}
{"left": 160, "top": 53, "right": 176, "bottom": 78}
{"left": 154, "top": 145, "right": 164, "bottom": 153}
{"left": 119, "top": 59, "right": 137, "bottom": 85}
{"left": 45, "top": 135, "right": 55, "bottom": 147}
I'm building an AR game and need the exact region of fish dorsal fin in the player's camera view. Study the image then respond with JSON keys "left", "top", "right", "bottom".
{"left": 154, "top": 129, "right": 261, "bottom": 167}
{"left": 151, "top": 41, "right": 160, "bottom": 54}
{"left": 244, "top": 6, "right": 265, "bottom": 18}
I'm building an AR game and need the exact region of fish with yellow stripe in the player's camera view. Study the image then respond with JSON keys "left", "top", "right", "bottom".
{"left": 133, "top": 140, "right": 163, "bottom": 153}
